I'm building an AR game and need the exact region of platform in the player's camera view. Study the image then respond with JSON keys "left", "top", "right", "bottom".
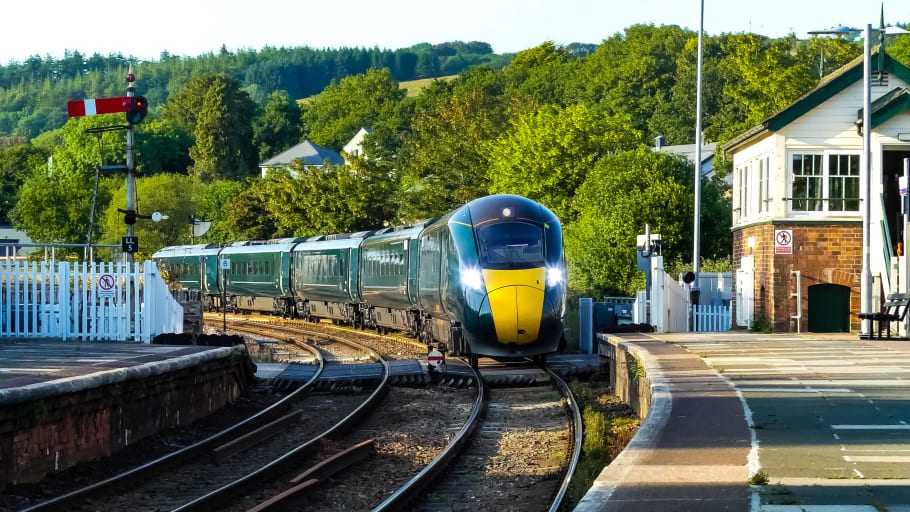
{"left": 0, "top": 338, "right": 246, "bottom": 488}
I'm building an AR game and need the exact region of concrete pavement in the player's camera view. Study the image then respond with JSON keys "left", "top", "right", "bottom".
{"left": 575, "top": 332, "right": 910, "bottom": 512}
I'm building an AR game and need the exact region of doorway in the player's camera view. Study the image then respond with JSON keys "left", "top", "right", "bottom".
{"left": 808, "top": 283, "right": 850, "bottom": 332}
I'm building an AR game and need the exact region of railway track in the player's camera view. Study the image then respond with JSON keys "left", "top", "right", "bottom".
{"left": 15, "top": 319, "right": 585, "bottom": 512}
{"left": 20, "top": 334, "right": 385, "bottom": 512}
{"left": 399, "top": 363, "right": 582, "bottom": 512}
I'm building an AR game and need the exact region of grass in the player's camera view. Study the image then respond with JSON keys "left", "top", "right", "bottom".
{"left": 564, "top": 378, "right": 641, "bottom": 507}
{"left": 749, "top": 470, "right": 770, "bottom": 486}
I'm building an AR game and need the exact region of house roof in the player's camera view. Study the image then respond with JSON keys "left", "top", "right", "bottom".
{"left": 658, "top": 142, "right": 718, "bottom": 165}
{"left": 724, "top": 51, "right": 910, "bottom": 153}
{"left": 260, "top": 140, "right": 344, "bottom": 167}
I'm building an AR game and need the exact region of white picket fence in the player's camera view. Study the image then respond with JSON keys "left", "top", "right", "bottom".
{"left": 0, "top": 259, "right": 183, "bottom": 342}
{"left": 636, "top": 255, "right": 733, "bottom": 333}
{"left": 693, "top": 304, "right": 732, "bottom": 332}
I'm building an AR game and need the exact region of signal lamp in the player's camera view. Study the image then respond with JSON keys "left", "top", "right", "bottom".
{"left": 126, "top": 96, "right": 148, "bottom": 124}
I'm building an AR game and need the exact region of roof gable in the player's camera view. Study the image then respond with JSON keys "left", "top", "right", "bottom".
{"left": 260, "top": 140, "right": 344, "bottom": 167}
{"left": 868, "top": 86, "right": 910, "bottom": 129}
{"left": 726, "top": 51, "right": 910, "bottom": 151}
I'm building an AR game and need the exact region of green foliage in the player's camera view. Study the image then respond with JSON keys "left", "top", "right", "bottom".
{"left": 97, "top": 173, "right": 200, "bottom": 260}
{"left": 750, "top": 314, "right": 773, "bottom": 333}
{"left": 253, "top": 91, "right": 302, "bottom": 161}
{"left": 0, "top": 143, "right": 48, "bottom": 223}
{"left": 487, "top": 103, "right": 642, "bottom": 220}
{"left": 186, "top": 75, "right": 257, "bottom": 182}
{"left": 566, "top": 148, "right": 692, "bottom": 296}
{"left": 749, "top": 470, "right": 770, "bottom": 486}
{"left": 397, "top": 69, "right": 507, "bottom": 221}
{"left": 302, "top": 68, "right": 409, "bottom": 151}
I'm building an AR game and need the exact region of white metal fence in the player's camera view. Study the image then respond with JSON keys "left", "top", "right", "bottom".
{"left": 0, "top": 259, "right": 182, "bottom": 342}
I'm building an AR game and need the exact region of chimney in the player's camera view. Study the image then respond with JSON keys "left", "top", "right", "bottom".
{"left": 654, "top": 135, "right": 665, "bottom": 149}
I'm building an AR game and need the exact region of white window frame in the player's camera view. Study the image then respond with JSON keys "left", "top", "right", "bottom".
{"left": 735, "top": 154, "right": 773, "bottom": 225}
{"left": 788, "top": 150, "right": 861, "bottom": 216}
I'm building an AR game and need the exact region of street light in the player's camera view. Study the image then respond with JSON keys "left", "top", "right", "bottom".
{"left": 861, "top": 24, "right": 873, "bottom": 336}
{"left": 807, "top": 25, "right": 860, "bottom": 78}
{"left": 691, "top": 0, "right": 704, "bottom": 332}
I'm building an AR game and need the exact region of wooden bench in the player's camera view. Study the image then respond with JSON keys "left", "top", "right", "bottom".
{"left": 857, "top": 293, "right": 910, "bottom": 340}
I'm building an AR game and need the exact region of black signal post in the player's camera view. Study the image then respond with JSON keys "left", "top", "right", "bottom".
{"left": 125, "top": 68, "right": 138, "bottom": 264}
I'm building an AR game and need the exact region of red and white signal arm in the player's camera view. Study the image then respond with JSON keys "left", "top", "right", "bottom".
{"left": 67, "top": 97, "right": 131, "bottom": 117}
{"left": 427, "top": 349, "right": 445, "bottom": 368}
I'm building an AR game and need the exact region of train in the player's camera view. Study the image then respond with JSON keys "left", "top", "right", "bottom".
{"left": 152, "top": 194, "right": 567, "bottom": 363}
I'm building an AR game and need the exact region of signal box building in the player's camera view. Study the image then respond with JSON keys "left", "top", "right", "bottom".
{"left": 725, "top": 52, "right": 910, "bottom": 333}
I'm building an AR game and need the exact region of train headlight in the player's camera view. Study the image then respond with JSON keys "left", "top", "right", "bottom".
{"left": 461, "top": 267, "right": 484, "bottom": 291}
{"left": 546, "top": 267, "right": 564, "bottom": 287}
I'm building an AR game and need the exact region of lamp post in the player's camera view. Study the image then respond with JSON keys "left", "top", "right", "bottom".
{"left": 691, "top": 0, "right": 704, "bottom": 332}
{"left": 861, "top": 24, "right": 873, "bottom": 336}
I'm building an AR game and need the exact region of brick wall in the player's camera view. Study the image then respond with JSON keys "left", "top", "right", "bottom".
{"left": 0, "top": 353, "right": 250, "bottom": 488}
{"left": 733, "top": 221, "right": 862, "bottom": 332}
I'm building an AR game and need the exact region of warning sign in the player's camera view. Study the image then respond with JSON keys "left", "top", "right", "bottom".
{"left": 774, "top": 229, "right": 793, "bottom": 255}
{"left": 427, "top": 349, "right": 445, "bottom": 369}
{"left": 98, "top": 273, "right": 117, "bottom": 297}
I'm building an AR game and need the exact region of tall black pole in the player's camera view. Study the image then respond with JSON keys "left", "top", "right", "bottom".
{"left": 125, "top": 67, "right": 137, "bottom": 266}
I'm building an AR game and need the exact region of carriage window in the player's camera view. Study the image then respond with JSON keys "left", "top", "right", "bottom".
{"left": 477, "top": 222, "right": 545, "bottom": 269}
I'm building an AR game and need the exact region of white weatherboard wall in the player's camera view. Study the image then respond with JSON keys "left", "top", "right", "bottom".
{"left": 0, "top": 260, "right": 182, "bottom": 342}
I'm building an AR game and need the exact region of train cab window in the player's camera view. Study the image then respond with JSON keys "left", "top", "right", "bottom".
{"left": 477, "top": 222, "right": 545, "bottom": 269}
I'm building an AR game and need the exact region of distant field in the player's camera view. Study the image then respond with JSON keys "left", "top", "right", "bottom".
{"left": 399, "top": 75, "right": 456, "bottom": 96}
{"left": 298, "top": 75, "right": 456, "bottom": 105}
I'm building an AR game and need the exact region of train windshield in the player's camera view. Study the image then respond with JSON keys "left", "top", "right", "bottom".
{"left": 476, "top": 221, "right": 545, "bottom": 269}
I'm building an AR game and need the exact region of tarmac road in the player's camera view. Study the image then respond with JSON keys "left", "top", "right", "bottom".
{"left": 656, "top": 332, "right": 910, "bottom": 511}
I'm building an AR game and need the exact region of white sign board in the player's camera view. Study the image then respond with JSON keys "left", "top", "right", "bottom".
{"left": 97, "top": 273, "right": 117, "bottom": 297}
{"left": 219, "top": 258, "right": 231, "bottom": 270}
{"left": 774, "top": 229, "right": 793, "bottom": 255}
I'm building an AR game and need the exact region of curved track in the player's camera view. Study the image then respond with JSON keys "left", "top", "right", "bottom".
{"left": 21, "top": 336, "right": 383, "bottom": 512}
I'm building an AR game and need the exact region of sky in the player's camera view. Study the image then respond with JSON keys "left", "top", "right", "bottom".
{"left": 0, "top": 0, "right": 901, "bottom": 65}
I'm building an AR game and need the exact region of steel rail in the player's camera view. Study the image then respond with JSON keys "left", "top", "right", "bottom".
{"left": 370, "top": 358, "right": 485, "bottom": 512}
{"left": 21, "top": 335, "right": 325, "bottom": 512}
{"left": 172, "top": 336, "right": 391, "bottom": 512}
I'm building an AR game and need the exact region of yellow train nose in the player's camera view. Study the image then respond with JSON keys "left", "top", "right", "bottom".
{"left": 483, "top": 268, "right": 545, "bottom": 345}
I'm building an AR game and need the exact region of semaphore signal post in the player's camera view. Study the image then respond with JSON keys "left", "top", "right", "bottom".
{"left": 67, "top": 66, "right": 148, "bottom": 263}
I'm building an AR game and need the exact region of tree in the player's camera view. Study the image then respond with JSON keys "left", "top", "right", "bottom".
{"left": 253, "top": 90, "right": 302, "bottom": 162}
{"left": 573, "top": 24, "right": 694, "bottom": 138}
{"left": 565, "top": 148, "right": 694, "bottom": 296}
{"left": 301, "top": 68, "right": 408, "bottom": 150}
{"left": 486, "top": 103, "right": 642, "bottom": 220}
{"left": 0, "top": 143, "right": 48, "bottom": 223}
{"left": 261, "top": 161, "right": 395, "bottom": 236}
{"left": 10, "top": 116, "right": 124, "bottom": 245}
{"left": 502, "top": 41, "right": 577, "bottom": 109}
{"left": 221, "top": 178, "right": 278, "bottom": 241}
{"left": 191, "top": 179, "right": 247, "bottom": 242}
{"left": 398, "top": 69, "right": 508, "bottom": 220}
{"left": 188, "top": 76, "right": 257, "bottom": 182}
{"left": 135, "top": 118, "right": 193, "bottom": 174}
{"left": 97, "top": 173, "right": 200, "bottom": 259}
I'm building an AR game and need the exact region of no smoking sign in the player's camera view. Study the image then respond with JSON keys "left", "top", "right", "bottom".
{"left": 774, "top": 229, "right": 793, "bottom": 255}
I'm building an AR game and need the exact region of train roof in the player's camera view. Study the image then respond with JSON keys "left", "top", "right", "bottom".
{"left": 362, "top": 219, "right": 437, "bottom": 245}
{"left": 152, "top": 244, "right": 223, "bottom": 258}
{"left": 452, "top": 194, "right": 559, "bottom": 226}
{"left": 291, "top": 236, "right": 366, "bottom": 252}
{"left": 219, "top": 241, "right": 299, "bottom": 255}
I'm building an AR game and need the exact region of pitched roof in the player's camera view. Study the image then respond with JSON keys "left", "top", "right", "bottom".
{"left": 725, "top": 51, "right": 910, "bottom": 152}
{"left": 260, "top": 140, "right": 344, "bottom": 167}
